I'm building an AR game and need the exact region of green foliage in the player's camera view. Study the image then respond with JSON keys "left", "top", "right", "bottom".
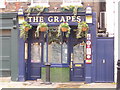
{"left": 62, "top": 5, "right": 83, "bottom": 15}
{"left": 57, "top": 22, "right": 71, "bottom": 38}
{"left": 48, "top": 30, "right": 61, "bottom": 44}
{"left": 26, "top": 5, "right": 46, "bottom": 16}
{"left": 35, "top": 22, "right": 48, "bottom": 38}
{"left": 75, "top": 21, "right": 89, "bottom": 39}
{"left": 19, "top": 21, "right": 32, "bottom": 40}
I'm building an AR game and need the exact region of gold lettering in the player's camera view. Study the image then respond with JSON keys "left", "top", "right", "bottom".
{"left": 28, "top": 17, "right": 32, "bottom": 22}
{"left": 54, "top": 16, "right": 59, "bottom": 22}
{"left": 39, "top": 17, "right": 44, "bottom": 22}
{"left": 33, "top": 17, "right": 39, "bottom": 22}
{"left": 48, "top": 16, "right": 53, "bottom": 22}
{"left": 71, "top": 16, "right": 76, "bottom": 22}
{"left": 77, "top": 16, "right": 81, "bottom": 22}
{"left": 66, "top": 16, "right": 71, "bottom": 22}
{"left": 60, "top": 16, "right": 65, "bottom": 22}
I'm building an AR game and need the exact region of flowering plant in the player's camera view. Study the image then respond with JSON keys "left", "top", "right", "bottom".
{"left": 57, "top": 22, "right": 71, "bottom": 38}
{"left": 35, "top": 22, "right": 48, "bottom": 37}
{"left": 75, "top": 21, "right": 89, "bottom": 39}
{"left": 26, "top": 5, "right": 47, "bottom": 16}
{"left": 61, "top": 5, "right": 83, "bottom": 15}
{"left": 19, "top": 21, "right": 32, "bottom": 40}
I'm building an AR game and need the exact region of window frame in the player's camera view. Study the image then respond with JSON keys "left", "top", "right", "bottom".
{"left": 31, "top": 0, "right": 50, "bottom": 7}
{"left": 61, "top": 0, "right": 83, "bottom": 7}
{"left": 6, "top": 0, "right": 28, "bottom": 2}
{"left": 0, "top": 0, "right": 6, "bottom": 8}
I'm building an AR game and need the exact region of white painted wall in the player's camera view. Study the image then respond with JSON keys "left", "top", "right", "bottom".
{"left": 106, "top": 0, "right": 118, "bottom": 82}
{"left": 114, "top": 0, "right": 118, "bottom": 83}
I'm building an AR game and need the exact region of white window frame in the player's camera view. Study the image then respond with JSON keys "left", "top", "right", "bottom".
{"left": 0, "top": 0, "right": 6, "bottom": 8}
{"left": 31, "top": 0, "right": 50, "bottom": 7}
{"left": 6, "top": 0, "right": 28, "bottom": 2}
{"left": 61, "top": 0, "right": 83, "bottom": 7}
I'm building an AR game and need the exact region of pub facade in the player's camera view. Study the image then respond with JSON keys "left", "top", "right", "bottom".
{"left": 0, "top": 0, "right": 115, "bottom": 83}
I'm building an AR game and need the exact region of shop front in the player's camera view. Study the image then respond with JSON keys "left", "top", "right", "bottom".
{"left": 17, "top": 11, "right": 114, "bottom": 83}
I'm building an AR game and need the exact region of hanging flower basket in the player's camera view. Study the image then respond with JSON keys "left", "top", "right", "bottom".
{"left": 35, "top": 22, "right": 48, "bottom": 38}
{"left": 61, "top": 27, "right": 68, "bottom": 32}
{"left": 37, "top": 23, "right": 48, "bottom": 32}
{"left": 19, "top": 21, "right": 32, "bottom": 40}
{"left": 82, "top": 27, "right": 88, "bottom": 31}
{"left": 25, "top": 27, "right": 31, "bottom": 32}
{"left": 75, "top": 21, "right": 89, "bottom": 39}
{"left": 39, "top": 27, "right": 48, "bottom": 32}
{"left": 57, "top": 22, "right": 71, "bottom": 38}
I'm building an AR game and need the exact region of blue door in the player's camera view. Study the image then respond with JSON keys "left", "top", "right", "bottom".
{"left": 70, "top": 41, "right": 85, "bottom": 81}
{"left": 96, "top": 38, "right": 114, "bottom": 82}
{"left": 26, "top": 27, "right": 43, "bottom": 80}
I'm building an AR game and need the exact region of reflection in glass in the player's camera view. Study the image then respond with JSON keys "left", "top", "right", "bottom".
{"left": 25, "top": 43, "right": 28, "bottom": 60}
{"left": 73, "top": 44, "right": 84, "bottom": 63}
{"left": 62, "top": 42, "right": 68, "bottom": 63}
{"left": 31, "top": 43, "right": 41, "bottom": 63}
{"left": 48, "top": 42, "right": 61, "bottom": 64}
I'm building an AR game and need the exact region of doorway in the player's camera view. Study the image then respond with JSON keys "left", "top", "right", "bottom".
{"left": 26, "top": 27, "right": 44, "bottom": 80}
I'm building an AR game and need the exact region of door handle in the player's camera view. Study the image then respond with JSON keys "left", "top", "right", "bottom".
{"left": 102, "top": 59, "right": 106, "bottom": 64}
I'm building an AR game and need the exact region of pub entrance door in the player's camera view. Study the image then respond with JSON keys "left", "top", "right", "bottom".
{"left": 26, "top": 27, "right": 43, "bottom": 80}
{"left": 69, "top": 31, "right": 85, "bottom": 81}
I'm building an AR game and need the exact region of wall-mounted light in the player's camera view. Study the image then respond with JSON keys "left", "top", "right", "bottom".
{"left": 18, "top": 7, "right": 25, "bottom": 24}
{"left": 18, "top": 7, "right": 24, "bottom": 15}
{"left": 86, "top": 4, "right": 92, "bottom": 14}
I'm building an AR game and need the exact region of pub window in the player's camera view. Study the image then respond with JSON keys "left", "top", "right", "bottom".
{"left": 61, "top": 0, "right": 82, "bottom": 6}
{"left": 0, "top": 0, "right": 6, "bottom": 8}
{"left": 43, "top": 42, "right": 68, "bottom": 64}
{"left": 31, "top": 0, "right": 50, "bottom": 7}
{"left": 31, "top": 43, "right": 41, "bottom": 63}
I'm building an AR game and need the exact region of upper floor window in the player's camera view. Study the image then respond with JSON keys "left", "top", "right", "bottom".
{"left": 31, "top": 0, "right": 49, "bottom": 7}
{"left": 6, "top": 0, "right": 28, "bottom": 2}
{"left": 0, "top": 0, "right": 6, "bottom": 8}
{"left": 61, "top": 0, "right": 82, "bottom": 7}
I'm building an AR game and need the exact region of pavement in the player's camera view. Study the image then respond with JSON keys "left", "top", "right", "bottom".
{"left": 0, "top": 77, "right": 116, "bottom": 89}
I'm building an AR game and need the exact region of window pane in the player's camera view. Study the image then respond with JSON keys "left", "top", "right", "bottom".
{"left": 6, "top": 0, "right": 17, "bottom": 2}
{"left": 63, "top": 0, "right": 81, "bottom": 3}
{"left": 48, "top": 42, "right": 61, "bottom": 64}
{"left": 62, "top": 43, "right": 68, "bottom": 63}
{"left": 73, "top": 44, "right": 84, "bottom": 63}
{"left": 6, "top": 0, "right": 28, "bottom": 2}
{"left": 33, "top": 0, "right": 48, "bottom": 3}
{"left": 31, "top": 43, "right": 41, "bottom": 63}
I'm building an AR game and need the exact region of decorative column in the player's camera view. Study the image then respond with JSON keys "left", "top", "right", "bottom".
{"left": 18, "top": 7, "right": 26, "bottom": 81}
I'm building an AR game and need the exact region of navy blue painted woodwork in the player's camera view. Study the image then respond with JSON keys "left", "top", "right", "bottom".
{"left": 26, "top": 27, "right": 44, "bottom": 80}
{"left": 96, "top": 38, "right": 114, "bottom": 82}
{"left": 18, "top": 12, "right": 98, "bottom": 83}
{"left": 69, "top": 29, "right": 85, "bottom": 81}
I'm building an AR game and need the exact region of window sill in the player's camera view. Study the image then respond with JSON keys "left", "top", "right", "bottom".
{"left": 61, "top": 3, "right": 83, "bottom": 7}
{"left": 30, "top": 3, "right": 50, "bottom": 7}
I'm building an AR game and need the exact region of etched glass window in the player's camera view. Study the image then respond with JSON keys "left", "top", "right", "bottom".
{"left": 31, "top": 43, "right": 41, "bottom": 63}
{"left": 62, "top": 43, "right": 68, "bottom": 63}
{"left": 48, "top": 42, "right": 61, "bottom": 64}
{"left": 73, "top": 44, "right": 84, "bottom": 63}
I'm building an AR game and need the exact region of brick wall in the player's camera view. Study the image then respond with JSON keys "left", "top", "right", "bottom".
{"left": 0, "top": 2, "right": 100, "bottom": 13}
